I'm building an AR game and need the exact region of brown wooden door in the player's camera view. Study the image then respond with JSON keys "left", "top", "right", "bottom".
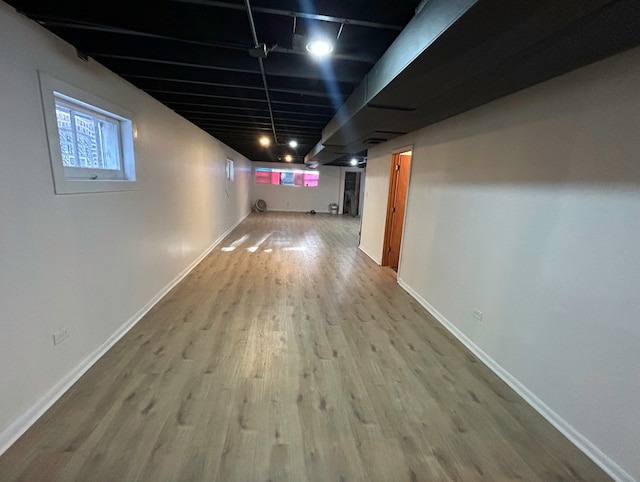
{"left": 383, "top": 152, "right": 412, "bottom": 270}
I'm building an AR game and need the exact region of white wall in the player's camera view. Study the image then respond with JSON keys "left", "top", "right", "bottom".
{"left": 361, "top": 47, "right": 640, "bottom": 481}
{"left": 250, "top": 162, "right": 341, "bottom": 213}
{"left": 0, "top": 2, "right": 251, "bottom": 453}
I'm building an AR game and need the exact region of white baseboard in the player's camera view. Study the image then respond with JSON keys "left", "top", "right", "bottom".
{"left": 0, "top": 210, "right": 251, "bottom": 457}
{"left": 397, "top": 277, "right": 635, "bottom": 482}
{"left": 264, "top": 209, "right": 330, "bottom": 213}
{"left": 358, "top": 245, "right": 381, "bottom": 265}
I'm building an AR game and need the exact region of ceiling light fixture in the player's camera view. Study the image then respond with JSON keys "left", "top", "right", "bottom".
{"left": 259, "top": 136, "right": 270, "bottom": 147}
{"left": 288, "top": 140, "right": 298, "bottom": 148}
{"left": 306, "top": 39, "right": 333, "bottom": 57}
{"left": 350, "top": 158, "right": 358, "bottom": 166}
{"left": 285, "top": 154, "right": 293, "bottom": 162}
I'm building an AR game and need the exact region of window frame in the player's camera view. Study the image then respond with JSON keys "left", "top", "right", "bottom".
{"left": 39, "top": 72, "right": 137, "bottom": 194}
{"left": 226, "top": 158, "right": 234, "bottom": 182}
{"left": 55, "top": 96, "right": 125, "bottom": 180}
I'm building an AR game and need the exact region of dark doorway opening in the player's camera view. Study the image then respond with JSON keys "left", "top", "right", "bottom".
{"left": 343, "top": 171, "right": 361, "bottom": 216}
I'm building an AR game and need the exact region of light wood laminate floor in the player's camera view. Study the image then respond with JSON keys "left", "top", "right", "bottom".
{"left": 0, "top": 212, "right": 610, "bottom": 481}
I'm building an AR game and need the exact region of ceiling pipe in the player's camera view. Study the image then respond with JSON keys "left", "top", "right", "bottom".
{"left": 244, "top": 0, "right": 278, "bottom": 146}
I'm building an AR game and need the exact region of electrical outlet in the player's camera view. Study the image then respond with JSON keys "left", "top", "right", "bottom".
{"left": 473, "top": 309, "right": 483, "bottom": 321}
{"left": 53, "top": 327, "right": 70, "bottom": 346}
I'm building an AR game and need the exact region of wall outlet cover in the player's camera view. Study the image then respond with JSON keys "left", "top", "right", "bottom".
{"left": 53, "top": 328, "right": 70, "bottom": 346}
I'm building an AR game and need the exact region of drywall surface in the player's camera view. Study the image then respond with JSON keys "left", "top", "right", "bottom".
{"left": 362, "top": 46, "right": 640, "bottom": 480}
{"left": 0, "top": 2, "right": 251, "bottom": 451}
{"left": 250, "top": 162, "right": 341, "bottom": 213}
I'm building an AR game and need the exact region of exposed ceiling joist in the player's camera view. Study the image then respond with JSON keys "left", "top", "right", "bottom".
{"left": 173, "top": 108, "right": 331, "bottom": 118}
{"left": 169, "top": 0, "right": 405, "bottom": 31}
{"left": 92, "top": 53, "right": 260, "bottom": 74}
{"left": 159, "top": 93, "right": 335, "bottom": 108}
{"left": 206, "top": 130, "right": 319, "bottom": 140}
{"left": 198, "top": 123, "right": 323, "bottom": 133}
{"left": 33, "top": 17, "right": 247, "bottom": 50}
{"left": 182, "top": 107, "right": 333, "bottom": 118}
{"left": 183, "top": 111, "right": 329, "bottom": 122}
{"left": 94, "top": 53, "right": 366, "bottom": 84}
{"left": 6, "top": 0, "right": 418, "bottom": 164}
{"left": 16, "top": 1, "right": 636, "bottom": 166}
{"left": 120, "top": 74, "right": 351, "bottom": 97}
{"left": 36, "top": 18, "right": 376, "bottom": 63}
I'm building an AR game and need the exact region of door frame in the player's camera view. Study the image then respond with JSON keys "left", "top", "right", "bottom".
{"left": 382, "top": 146, "right": 413, "bottom": 267}
{"left": 338, "top": 166, "right": 366, "bottom": 216}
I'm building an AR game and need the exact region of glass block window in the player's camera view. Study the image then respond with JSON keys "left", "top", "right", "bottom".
{"left": 255, "top": 167, "right": 319, "bottom": 187}
{"left": 54, "top": 95, "right": 124, "bottom": 179}
{"left": 280, "top": 171, "right": 295, "bottom": 186}
{"left": 303, "top": 172, "right": 319, "bottom": 187}
{"left": 39, "top": 73, "right": 136, "bottom": 194}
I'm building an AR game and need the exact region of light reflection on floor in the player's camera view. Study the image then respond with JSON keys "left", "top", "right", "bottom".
{"left": 218, "top": 214, "right": 361, "bottom": 314}
{"left": 220, "top": 225, "right": 316, "bottom": 254}
{"left": 220, "top": 234, "right": 250, "bottom": 252}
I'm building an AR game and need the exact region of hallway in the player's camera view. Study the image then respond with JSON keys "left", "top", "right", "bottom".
{"left": 0, "top": 213, "right": 608, "bottom": 481}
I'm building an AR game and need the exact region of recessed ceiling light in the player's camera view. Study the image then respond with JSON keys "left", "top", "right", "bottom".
{"left": 259, "top": 136, "right": 270, "bottom": 147}
{"left": 285, "top": 154, "right": 293, "bottom": 162}
{"left": 288, "top": 140, "right": 298, "bottom": 148}
{"left": 306, "top": 39, "right": 333, "bottom": 57}
{"left": 350, "top": 158, "right": 358, "bottom": 166}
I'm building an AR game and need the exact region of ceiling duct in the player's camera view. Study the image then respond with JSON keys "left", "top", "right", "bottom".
{"left": 305, "top": 0, "right": 476, "bottom": 165}
{"left": 363, "top": 138, "right": 388, "bottom": 145}
{"left": 415, "top": 0, "right": 431, "bottom": 15}
{"left": 306, "top": 0, "right": 640, "bottom": 165}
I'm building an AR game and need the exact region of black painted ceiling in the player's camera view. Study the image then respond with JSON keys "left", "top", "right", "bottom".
{"left": 6, "top": 0, "right": 419, "bottom": 165}
{"left": 6, "top": 0, "right": 640, "bottom": 167}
